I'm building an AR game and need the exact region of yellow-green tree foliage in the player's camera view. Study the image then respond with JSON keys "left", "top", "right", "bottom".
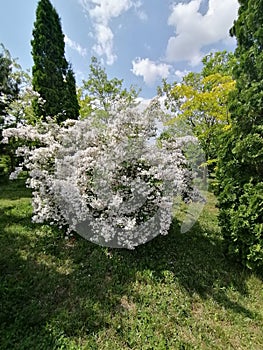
{"left": 169, "top": 72, "right": 235, "bottom": 164}
{"left": 159, "top": 51, "right": 235, "bottom": 172}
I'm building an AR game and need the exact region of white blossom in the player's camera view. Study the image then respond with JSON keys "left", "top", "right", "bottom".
{"left": 3, "top": 101, "right": 205, "bottom": 249}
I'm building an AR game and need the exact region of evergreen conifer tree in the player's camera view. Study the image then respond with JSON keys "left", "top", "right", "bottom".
{"left": 216, "top": 0, "right": 263, "bottom": 270}
{"left": 0, "top": 44, "right": 21, "bottom": 175}
{"left": 0, "top": 44, "right": 20, "bottom": 119}
{"left": 31, "top": 0, "right": 79, "bottom": 123}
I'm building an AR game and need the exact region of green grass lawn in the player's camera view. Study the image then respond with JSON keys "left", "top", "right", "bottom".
{"left": 0, "top": 178, "right": 262, "bottom": 350}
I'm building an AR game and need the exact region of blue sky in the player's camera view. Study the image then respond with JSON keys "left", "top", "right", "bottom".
{"left": 0, "top": 0, "right": 239, "bottom": 98}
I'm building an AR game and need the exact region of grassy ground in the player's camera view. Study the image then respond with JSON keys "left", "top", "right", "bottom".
{"left": 0, "top": 178, "right": 262, "bottom": 350}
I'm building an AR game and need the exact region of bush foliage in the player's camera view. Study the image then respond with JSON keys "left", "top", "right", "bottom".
{"left": 216, "top": 0, "right": 263, "bottom": 270}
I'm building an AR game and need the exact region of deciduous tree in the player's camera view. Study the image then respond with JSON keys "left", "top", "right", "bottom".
{"left": 158, "top": 51, "right": 235, "bottom": 176}
{"left": 169, "top": 73, "right": 234, "bottom": 163}
{"left": 80, "top": 56, "right": 139, "bottom": 119}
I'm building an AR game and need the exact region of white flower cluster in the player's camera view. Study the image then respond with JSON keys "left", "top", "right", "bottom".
{"left": 3, "top": 102, "right": 202, "bottom": 249}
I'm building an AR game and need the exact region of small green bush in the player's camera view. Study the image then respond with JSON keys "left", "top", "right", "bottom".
{"left": 218, "top": 178, "right": 263, "bottom": 270}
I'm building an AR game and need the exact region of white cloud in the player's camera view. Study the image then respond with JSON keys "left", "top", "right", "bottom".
{"left": 165, "top": 0, "right": 239, "bottom": 66}
{"left": 135, "top": 97, "right": 152, "bottom": 110}
{"left": 88, "top": 0, "right": 132, "bottom": 23}
{"left": 131, "top": 58, "right": 171, "bottom": 86}
{"left": 79, "top": 0, "right": 146, "bottom": 64}
{"left": 136, "top": 9, "right": 148, "bottom": 21}
{"left": 64, "top": 35, "right": 87, "bottom": 57}
{"left": 133, "top": 0, "right": 148, "bottom": 21}
{"left": 92, "top": 23, "right": 116, "bottom": 64}
{"left": 174, "top": 69, "right": 189, "bottom": 81}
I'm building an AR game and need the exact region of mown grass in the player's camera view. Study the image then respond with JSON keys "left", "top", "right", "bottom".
{"left": 0, "top": 178, "right": 262, "bottom": 349}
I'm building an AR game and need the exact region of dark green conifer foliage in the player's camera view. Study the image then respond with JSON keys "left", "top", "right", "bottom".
{"left": 0, "top": 44, "right": 19, "bottom": 119}
{"left": 63, "top": 65, "right": 80, "bottom": 118}
{"left": 0, "top": 44, "right": 21, "bottom": 175}
{"left": 31, "top": 0, "right": 79, "bottom": 123}
{"left": 216, "top": 0, "right": 263, "bottom": 270}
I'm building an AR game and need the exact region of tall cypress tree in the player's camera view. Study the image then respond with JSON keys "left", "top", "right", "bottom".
{"left": 216, "top": 0, "right": 263, "bottom": 270}
{"left": 31, "top": 0, "right": 79, "bottom": 123}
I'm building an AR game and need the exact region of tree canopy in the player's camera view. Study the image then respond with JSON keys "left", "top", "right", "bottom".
{"left": 158, "top": 51, "right": 235, "bottom": 172}
{"left": 0, "top": 44, "right": 20, "bottom": 120}
{"left": 0, "top": 44, "right": 22, "bottom": 175}
{"left": 31, "top": 0, "right": 79, "bottom": 123}
{"left": 216, "top": 0, "right": 263, "bottom": 270}
{"left": 80, "top": 56, "right": 140, "bottom": 118}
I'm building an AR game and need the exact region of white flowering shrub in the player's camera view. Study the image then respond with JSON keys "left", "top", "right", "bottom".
{"left": 0, "top": 70, "right": 45, "bottom": 176}
{"left": 3, "top": 101, "right": 204, "bottom": 249}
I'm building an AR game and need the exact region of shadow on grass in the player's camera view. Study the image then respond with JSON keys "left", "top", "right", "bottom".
{"left": 1, "top": 194, "right": 154, "bottom": 348}
{"left": 0, "top": 205, "right": 114, "bottom": 349}
{"left": 0, "top": 178, "right": 32, "bottom": 200}
{"left": 114, "top": 219, "right": 262, "bottom": 319}
{"left": 0, "top": 180, "right": 262, "bottom": 349}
